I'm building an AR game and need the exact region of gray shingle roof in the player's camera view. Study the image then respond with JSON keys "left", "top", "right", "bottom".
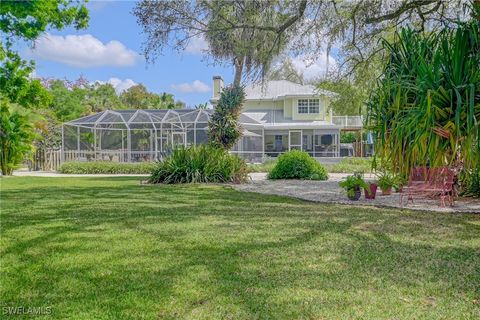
{"left": 244, "top": 80, "right": 336, "bottom": 100}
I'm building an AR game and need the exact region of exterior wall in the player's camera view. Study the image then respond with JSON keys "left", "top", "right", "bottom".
{"left": 291, "top": 96, "right": 328, "bottom": 121}
{"left": 283, "top": 98, "right": 293, "bottom": 118}
{"left": 242, "top": 96, "right": 332, "bottom": 122}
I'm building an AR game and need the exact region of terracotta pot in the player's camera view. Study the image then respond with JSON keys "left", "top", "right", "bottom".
{"left": 365, "top": 183, "right": 377, "bottom": 199}
{"left": 381, "top": 187, "right": 392, "bottom": 195}
{"left": 348, "top": 187, "right": 361, "bottom": 201}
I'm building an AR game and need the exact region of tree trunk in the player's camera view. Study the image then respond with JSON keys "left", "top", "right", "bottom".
{"left": 233, "top": 56, "right": 244, "bottom": 87}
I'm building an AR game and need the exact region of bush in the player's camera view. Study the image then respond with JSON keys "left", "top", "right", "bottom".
{"left": 59, "top": 161, "right": 156, "bottom": 174}
{"left": 149, "top": 145, "right": 248, "bottom": 184}
{"left": 268, "top": 150, "right": 328, "bottom": 180}
{"left": 340, "top": 132, "right": 357, "bottom": 143}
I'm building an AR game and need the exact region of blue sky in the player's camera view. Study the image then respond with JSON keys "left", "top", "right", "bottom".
{"left": 22, "top": 0, "right": 333, "bottom": 107}
{"left": 23, "top": 0, "right": 231, "bottom": 107}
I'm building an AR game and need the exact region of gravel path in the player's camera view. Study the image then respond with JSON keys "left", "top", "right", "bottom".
{"left": 233, "top": 173, "right": 480, "bottom": 213}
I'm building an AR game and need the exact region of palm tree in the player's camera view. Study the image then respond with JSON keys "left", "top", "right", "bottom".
{"left": 0, "top": 100, "right": 38, "bottom": 175}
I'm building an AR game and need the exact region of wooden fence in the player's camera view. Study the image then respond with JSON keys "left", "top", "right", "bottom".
{"left": 31, "top": 149, "right": 62, "bottom": 172}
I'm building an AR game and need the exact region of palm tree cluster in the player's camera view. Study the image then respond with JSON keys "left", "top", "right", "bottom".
{"left": 367, "top": 19, "right": 479, "bottom": 183}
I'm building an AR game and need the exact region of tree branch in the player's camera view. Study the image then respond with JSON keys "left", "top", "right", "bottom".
{"left": 365, "top": 0, "right": 438, "bottom": 24}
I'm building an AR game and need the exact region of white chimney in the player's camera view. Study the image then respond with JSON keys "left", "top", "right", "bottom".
{"left": 212, "top": 76, "right": 224, "bottom": 99}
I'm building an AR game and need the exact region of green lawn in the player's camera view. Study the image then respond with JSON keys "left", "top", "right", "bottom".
{"left": 1, "top": 177, "right": 479, "bottom": 319}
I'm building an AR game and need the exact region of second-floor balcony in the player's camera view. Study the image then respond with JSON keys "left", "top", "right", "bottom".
{"left": 332, "top": 116, "right": 363, "bottom": 129}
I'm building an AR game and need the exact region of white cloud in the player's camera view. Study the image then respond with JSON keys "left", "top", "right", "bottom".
{"left": 94, "top": 78, "right": 137, "bottom": 94}
{"left": 185, "top": 35, "right": 208, "bottom": 54}
{"left": 171, "top": 80, "right": 210, "bottom": 93}
{"left": 107, "top": 78, "right": 137, "bottom": 94}
{"left": 290, "top": 52, "right": 337, "bottom": 81}
{"left": 31, "top": 33, "right": 139, "bottom": 67}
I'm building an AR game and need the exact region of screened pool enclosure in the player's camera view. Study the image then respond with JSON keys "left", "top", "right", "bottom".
{"left": 62, "top": 109, "right": 265, "bottom": 163}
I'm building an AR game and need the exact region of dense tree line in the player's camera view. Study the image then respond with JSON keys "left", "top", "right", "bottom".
{"left": 42, "top": 77, "right": 185, "bottom": 122}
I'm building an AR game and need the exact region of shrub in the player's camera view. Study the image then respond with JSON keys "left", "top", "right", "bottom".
{"left": 340, "top": 132, "right": 357, "bottom": 143}
{"left": 149, "top": 145, "right": 248, "bottom": 184}
{"left": 268, "top": 150, "right": 328, "bottom": 180}
{"left": 59, "top": 161, "right": 156, "bottom": 174}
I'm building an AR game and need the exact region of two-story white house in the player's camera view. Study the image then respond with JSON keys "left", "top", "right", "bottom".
{"left": 210, "top": 76, "right": 342, "bottom": 162}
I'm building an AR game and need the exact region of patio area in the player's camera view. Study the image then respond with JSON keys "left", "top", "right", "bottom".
{"left": 232, "top": 173, "right": 480, "bottom": 213}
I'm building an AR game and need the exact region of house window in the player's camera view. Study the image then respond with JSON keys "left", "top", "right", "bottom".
{"left": 298, "top": 99, "right": 309, "bottom": 114}
{"left": 309, "top": 99, "right": 319, "bottom": 113}
{"left": 297, "top": 99, "right": 320, "bottom": 114}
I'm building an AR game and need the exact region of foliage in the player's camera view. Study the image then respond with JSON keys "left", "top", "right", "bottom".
{"left": 323, "top": 157, "right": 373, "bottom": 173}
{"left": 317, "top": 79, "right": 368, "bottom": 116}
{"left": 268, "top": 57, "right": 304, "bottom": 84}
{"left": 58, "top": 161, "right": 156, "bottom": 174}
{"left": 0, "top": 52, "right": 52, "bottom": 109}
{"left": 0, "top": 0, "right": 88, "bottom": 45}
{"left": 120, "top": 84, "right": 179, "bottom": 109}
{"left": 195, "top": 102, "right": 209, "bottom": 110}
{"left": 338, "top": 173, "right": 369, "bottom": 197}
{"left": 367, "top": 21, "right": 480, "bottom": 182}
{"left": 84, "top": 83, "right": 122, "bottom": 113}
{"left": 376, "top": 171, "right": 396, "bottom": 191}
{"left": 340, "top": 132, "right": 357, "bottom": 143}
{"left": 34, "top": 109, "right": 62, "bottom": 153}
{"left": 134, "top": 0, "right": 474, "bottom": 84}
{"left": 315, "top": 57, "right": 382, "bottom": 115}
{"left": 208, "top": 85, "right": 245, "bottom": 149}
{"left": 48, "top": 80, "right": 88, "bottom": 121}
{"left": 461, "top": 168, "right": 480, "bottom": 197}
{"left": 134, "top": 0, "right": 307, "bottom": 85}
{"left": 0, "top": 0, "right": 88, "bottom": 107}
{"left": 0, "top": 101, "right": 39, "bottom": 175}
{"left": 149, "top": 145, "right": 248, "bottom": 184}
{"left": 268, "top": 150, "right": 328, "bottom": 180}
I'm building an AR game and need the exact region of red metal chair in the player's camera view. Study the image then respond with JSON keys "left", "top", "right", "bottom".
{"left": 424, "top": 167, "right": 455, "bottom": 206}
{"left": 400, "top": 167, "right": 430, "bottom": 205}
{"left": 400, "top": 166, "right": 455, "bottom": 207}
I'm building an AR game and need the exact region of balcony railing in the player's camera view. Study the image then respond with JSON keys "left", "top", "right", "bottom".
{"left": 332, "top": 116, "right": 363, "bottom": 128}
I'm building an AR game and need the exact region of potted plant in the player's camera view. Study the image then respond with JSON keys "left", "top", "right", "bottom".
{"left": 394, "top": 174, "right": 407, "bottom": 193}
{"left": 339, "top": 173, "right": 369, "bottom": 201}
{"left": 364, "top": 181, "right": 377, "bottom": 199}
{"left": 377, "top": 172, "right": 395, "bottom": 195}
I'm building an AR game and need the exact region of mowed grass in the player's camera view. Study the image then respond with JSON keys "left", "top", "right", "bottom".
{"left": 1, "top": 177, "right": 479, "bottom": 319}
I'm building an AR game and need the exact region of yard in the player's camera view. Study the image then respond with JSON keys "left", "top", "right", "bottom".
{"left": 1, "top": 177, "right": 479, "bottom": 319}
